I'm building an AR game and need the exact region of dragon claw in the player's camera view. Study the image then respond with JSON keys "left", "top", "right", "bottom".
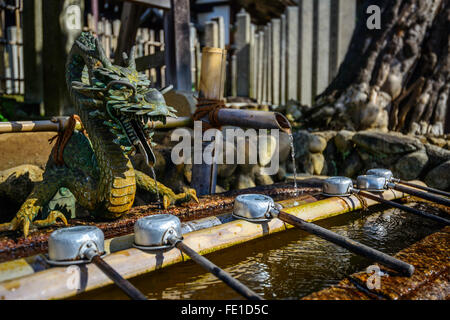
{"left": 0, "top": 210, "right": 68, "bottom": 238}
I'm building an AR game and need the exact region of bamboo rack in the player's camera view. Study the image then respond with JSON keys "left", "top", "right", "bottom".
{"left": 0, "top": 186, "right": 413, "bottom": 300}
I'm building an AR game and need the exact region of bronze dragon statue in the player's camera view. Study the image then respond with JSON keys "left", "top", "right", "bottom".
{"left": 0, "top": 32, "right": 197, "bottom": 237}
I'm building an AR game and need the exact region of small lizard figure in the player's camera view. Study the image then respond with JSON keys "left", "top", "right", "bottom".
{"left": 0, "top": 32, "right": 197, "bottom": 237}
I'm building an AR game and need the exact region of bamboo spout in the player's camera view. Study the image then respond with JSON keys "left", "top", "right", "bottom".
{"left": 216, "top": 109, "right": 291, "bottom": 133}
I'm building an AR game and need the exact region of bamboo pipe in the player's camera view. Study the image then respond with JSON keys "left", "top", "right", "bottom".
{"left": 191, "top": 47, "right": 227, "bottom": 196}
{"left": 0, "top": 189, "right": 407, "bottom": 300}
{"left": 0, "top": 117, "right": 193, "bottom": 134}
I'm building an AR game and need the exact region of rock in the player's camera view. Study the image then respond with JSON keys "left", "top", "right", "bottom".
{"left": 334, "top": 130, "right": 356, "bottom": 154}
{"left": 0, "top": 164, "right": 43, "bottom": 204}
{"left": 309, "top": 153, "right": 325, "bottom": 175}
{"left": 310, "top": 106, "right": 335, "bottom": 122}
{"left": 292, "top": 130, "right": 310, "bottom": 159}
{"left": 342, "top": 151, "right": 363, "bottom": 178}
{"left": 424, "top": 144, "right": 450, "bottom": 168}
{"left": 276, "top": 162, "right": 287, "bottom": 181}
{"left": 215, "top": 185, "right": 226, "bottom": 193}
{"left": 424, "top": 160, "right": 450, "bottom": 191}
{"left": 163, "top": 90, "right": 196, "bottom": 116}
{"left": 217, "top": 141, "right": 238, "bottom": 178}
{"left": 258, "top": 135, "right": 277, "bottom": 166}
{"left": 352, "top": 131, "right": 423, "bottom": 155}
{"left": 285, "top": 100, "right": 302, "bottom": 121}
{"left": 254, "top": 166, "right": 274, "bottom": 186}
{"left": 301, "top": 157, "right": 315, "bottom": 175}
{"left": 427, "top": 136, "right": 447, "bottom": 148}
{"left": 308, "top": 134, "right": 327, "bottom": 153}
{"left": 394, "top": 150, "right": 428, "bottom": 180}
{"left": 278, "top": 132, "right": 292, "bottom": 163}
{"left": 314, "top": 131, "right": 337, "bottom": 143}
{"left": 236, "top": 174, "right": 256, "bottom": 190}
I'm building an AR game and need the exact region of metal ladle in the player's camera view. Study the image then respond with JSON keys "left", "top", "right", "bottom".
{"left": 46, "top": 226, "right": 147, "bottom": 300}
{"left": 322, "top": 176, "right": 450, "bottom": 225}
{"left": 366, "top": 168, "right": 450, "bottom": 205}
{"left": 133, "top": 214, "right": 263, "bottom": 300}
{"left": 232, "top": 194, "right": 415, "bottom": 276}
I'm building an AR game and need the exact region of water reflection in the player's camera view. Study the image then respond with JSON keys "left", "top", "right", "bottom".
{"left": 75, "top": 205, "right": 442, "bottom": 300}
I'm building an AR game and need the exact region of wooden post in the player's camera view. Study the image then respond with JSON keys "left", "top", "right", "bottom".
{"left": 212, "top": 16, "right": 225, "bottom": 49}
{"left": 249, "top": 23, "right": 256, "bottom": 100}
{"left": 114, "top": 2, "right": 144, "bottom": 65}
{"left": 329, "top": 0, "right": 356, "bottom": 80}
{"left": 312, "top": 0, "right": 331, "bottom": 97}
{"left": 7, "top": 27, "right": 20, "bottom": 94}
{"left": 42, "top": 0, "right": 84, "bottom": 116}
{"left": 235, "top": 9, "right": 250, "bottom": 97}
{"left": 164, "top": 0, "right": 192, "bottom": 91}
{"left": 204, "top": 20, "right": 219, "bottom": 48}
{"left": 271, "top": 19, "right": 281, "bottom": 106}
{"left": 256, "top": 30, "right": 264, "bottom": 104}
{"left": 191, "top": 47, "right": 226, "bottom": 196}
{"left": 280, "top": 14, "right": 286, "bottom": 106}
{"left": 189, "top": 23, "right": 197, "bottom": 87}
{"left": 262, "top": 27, "right": 268, "bottom": 104}
{"left": 285, "top": 6, "right": 298, "bottom": 101}
{"left": 267, "top": 22, "right": 272, "bottom": 105}
{"left": 0, "top": 6, "right": 5, "bottom": 93}
{"left": 298, "top": 0, "right": 314, "bottom": 105}
{"left": 23, "top": 0, "right": 44, "bottom": 108}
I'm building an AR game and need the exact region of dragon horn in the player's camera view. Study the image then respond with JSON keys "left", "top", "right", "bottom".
{"left": 94, "top": 38, "right": 112, "bottom": 68}
{"left": 127, "top": 46, "right": 136, "bottom": 70}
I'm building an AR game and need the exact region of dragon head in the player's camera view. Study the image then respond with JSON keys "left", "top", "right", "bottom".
{"left": 70, "top": 32, "right": 177, "bottom": 166}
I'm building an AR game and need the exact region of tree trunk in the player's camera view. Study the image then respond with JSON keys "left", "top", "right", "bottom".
{"left": 305, "top": 0, "right": 449, "bottom": 136}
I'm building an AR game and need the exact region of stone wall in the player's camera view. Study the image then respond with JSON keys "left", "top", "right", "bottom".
{"left": 287, "top": 130, "right": 450, "bottom": 190}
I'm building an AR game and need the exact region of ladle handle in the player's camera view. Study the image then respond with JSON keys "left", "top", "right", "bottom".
{"left": 277, "top": 211, "right": 415, "bottom": 276}
{"left": 91, "top": 255, "right": 147, "bottom": 300}
{"left": 389, "top": 183, "right": 450, "bottom": 207}
{"left": 358, "top": 191, "right": 450, "bottom": 225}
{"left": 174, "top": 241, "right": 264, "bottom": 300}
{"left": 398, "top": 180, "right": 450, "bottom": 198}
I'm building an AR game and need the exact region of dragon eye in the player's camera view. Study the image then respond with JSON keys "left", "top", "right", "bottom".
{"left": 144, "top": 89, "right": 165, "bottom": 104}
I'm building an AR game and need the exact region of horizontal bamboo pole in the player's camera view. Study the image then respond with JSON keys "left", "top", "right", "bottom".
{"left": 0, "top": 188, "right": 408, "bottom": 300}
{"left": 0, "top": 117, "right": 193, "bottom": 134}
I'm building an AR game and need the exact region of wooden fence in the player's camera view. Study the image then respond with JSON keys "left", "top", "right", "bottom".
{"left": 203, "top": 2, "right": 357, "bottom": 106}
{"left": 0, "top": 0, "right": 23, "bottom": 95}
{"left": 86, "top": 13, "right": 167, "bottom": 89}
{"left": 1, "top": 1, "right": 356, "bottom": 108}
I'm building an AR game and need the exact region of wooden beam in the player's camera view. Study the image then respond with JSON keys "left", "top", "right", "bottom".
{"left": 163, "top": 0, "right": 192, "bottom": 91}
{"left": 114, "top": 2, "right": 145, "bottom": 66}
{"left": 123, "top": 0, "right": 171, "bottom": 10}
{"left": 23, "top": 0, "right": 43, "bottom": 105}
{"left": 135, "top": 51, "right": 165, "bottom": 71}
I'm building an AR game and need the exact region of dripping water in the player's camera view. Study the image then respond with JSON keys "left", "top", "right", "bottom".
{"left": 288, "top": 132, "right": 299, "bottom": 198}
{"left": 150, "top": 166, "right": 161, "bottom": 208}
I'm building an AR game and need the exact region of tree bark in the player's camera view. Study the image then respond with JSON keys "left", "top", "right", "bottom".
{"left": 306, "top": 0, "right": 449, "bottom": 135}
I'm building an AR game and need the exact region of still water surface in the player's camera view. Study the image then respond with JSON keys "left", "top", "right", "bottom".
{"left": 75, "top": 205, "right": 442, "bottom": 300}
